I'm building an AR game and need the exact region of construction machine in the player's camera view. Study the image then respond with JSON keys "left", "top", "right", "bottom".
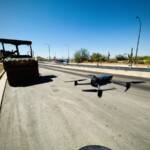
{"left": 0, "top": 38, "right": 39, "bottom": 86}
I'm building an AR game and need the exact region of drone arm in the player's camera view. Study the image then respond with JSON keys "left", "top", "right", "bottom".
{"left": 74, "top": 82, "right": 91, "bottom": 86}
{"left": 112, "top": 80, "right": 144, "bottom": 92}
{"left": 112, "top": 80, "right": 131, "bottom": 91}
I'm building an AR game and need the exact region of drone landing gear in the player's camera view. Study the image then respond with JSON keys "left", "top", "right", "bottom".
{"left": 74, "top": 81, "right": 78, "bottom": 86}
{"left": 97, "top": 90, "right": 102, "bottom": 97}
{"left": 97, "top": 85, "right": 103, "bottom": 98}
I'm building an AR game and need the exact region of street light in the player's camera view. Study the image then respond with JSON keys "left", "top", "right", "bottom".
{"left": 64, "top": 44, "right": 70, "bottom": 63}
{"left": 45, "top": 43, "right": 50, "bottom": 60}
{"left": 135, "top": 16, "right": 142, "bottom": 64}
{"left": 67, "top": 46, "right": 70, "bottom": 62}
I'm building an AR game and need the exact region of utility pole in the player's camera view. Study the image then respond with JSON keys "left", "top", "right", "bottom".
{"left": 65, "top": 44, "right": 70, "bottom": 63}
{"left": 45, "top": 43, "right": 50, "bottom": 61}
{"left": 135, "top": 16, "right": 142, "bottom": 64}
{"left": 68, "top": 46, "right": 70, "bottom": 63}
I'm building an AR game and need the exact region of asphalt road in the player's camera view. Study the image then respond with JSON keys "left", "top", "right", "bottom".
{"left": 0, "top": 68, "right": 150, "bottom": 150}
{"left": 39, "top": 63, "right": 150, "bottom": 91}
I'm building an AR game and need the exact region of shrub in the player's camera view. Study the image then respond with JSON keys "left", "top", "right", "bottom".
{"left": 137, "top": 59, "right": 144, "bottom": 64}
{"left": 116, "top": 54, "right": 128, "bottom": 61}
{"left": 91, "top": 53, "right": 102, "bottom": 62}
{"left": 109, "top": 59, "right": 118, "bottom": 63}
{"left": 143, "top": 56, "right": 150, "bottom": 64}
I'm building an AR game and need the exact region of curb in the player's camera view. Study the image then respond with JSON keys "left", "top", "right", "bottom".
{"left": 39, "top": 63, "right": 150, "bottom": 81}
{"left": 0, "top": 70, "right": 5, "bottom": 79}
{"left": 0, "top": 72, "right": 7, "bottom": 113}
{"left": 39, "top": 64, "right": 150, "bottom": 91}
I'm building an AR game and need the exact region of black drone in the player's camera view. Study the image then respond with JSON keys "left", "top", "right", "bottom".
{"left": 66, "top": 74, "right": 144, "bottom": 97}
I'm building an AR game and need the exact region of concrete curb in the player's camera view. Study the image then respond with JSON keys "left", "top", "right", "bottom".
{"left": 0, "top": 72, "right": 7, "bottom": 113}
{"left": 39, "top": 63, "right": 150, "bottom": 80}
{"left": 0, "top": 70, "right": 5, "bottom": 79}
{"left": 40, "top": 64, "right": 150, "bottom": 91}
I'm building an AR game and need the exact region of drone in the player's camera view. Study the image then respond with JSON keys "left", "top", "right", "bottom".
{"left": 66, "top": 74, "right": 144, "bottom": 97}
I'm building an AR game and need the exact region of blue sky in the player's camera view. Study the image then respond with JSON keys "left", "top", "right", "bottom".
{"left": 0, "top": 0, "right": 150, "bottom": 58}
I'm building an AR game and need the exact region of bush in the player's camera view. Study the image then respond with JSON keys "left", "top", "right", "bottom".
{"left": 91, "top": 53, "right": 102, "bottom": 62}
{"left": 137, "top": 59, "right": 144, "bottom": 64}
{"left": 116, "top": 54, "right": 128, "bottom": 61}
{"left": 109, "top": 59, "right": 118, "bottom": 63}
{"left": 74, "top": 50, "right": 81, "bottom": 63}
{"left": 101, "top": 55, "right": 107, "bottom": 62}
{"left": 135, "top": 56, "right": 150, "bottom": 64}
{"left": 91, "top": 53, "right": 107, "bottom": 63}
{"left": 37, "top": 56, "right": 48, "bottom": 61}
{"left": 143, "top": 56, "right": 150, "bottom": 64}
{"left": 144, "top": 59, "right": 150, "bottom": 64}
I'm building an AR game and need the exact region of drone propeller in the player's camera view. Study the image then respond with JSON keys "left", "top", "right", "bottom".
{"left": 65, "top": 79, "right": 87, "bottom": 86}
{"left": 82, "top": 89, "right": 98, "bottom": 92}
{"left": 82, "top": 89, "right": 103, "bottom": 97}
{"left": 64, "top": 79, "right": 87, "bottom": 82}
{"left": 112, "top": 80, "right": 145, "bottom": 92}
{"left": 130, "top": 81, "right": 145, "bottom": 84}
{"left": 82, "top": 88, "right": 116, "bottom": 92}
{"left": 125, "top": 81, "right": 145, "bottom": 92}
{"left": 82, "top": 87, "right": 116, "bottom": 97}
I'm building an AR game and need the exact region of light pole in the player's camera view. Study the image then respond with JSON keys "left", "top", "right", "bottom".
{"left": 45, "top": 43, "right": 50, "bottom": 61}
{"left": 65, "top": 44, "right": 70, "bottom": 63}
{"left": 67, "top": 46, "right": 70, "bottom": 62}
{"left": 135, "top": 16, "right": 142, "bottom": 64}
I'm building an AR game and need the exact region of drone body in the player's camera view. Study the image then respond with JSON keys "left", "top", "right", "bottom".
{"left": 90, "top": 74, "right": 113, "bottom": 87}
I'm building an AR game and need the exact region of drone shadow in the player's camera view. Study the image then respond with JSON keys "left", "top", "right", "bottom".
{"left": 82, "top": 87, "right": 116, "bottom": 92}
{"left": 79, "top": 145, "right": 111, "bottom": 150}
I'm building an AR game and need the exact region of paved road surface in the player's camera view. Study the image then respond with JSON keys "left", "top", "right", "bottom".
{"left": 39, "top": 62, "right": 150, "bottom": 79}
{"left": 0, "top": 68, "right": 150, "bottom": 150}
{"left": 39, "top": 63, "right": 150, "bottom": 90}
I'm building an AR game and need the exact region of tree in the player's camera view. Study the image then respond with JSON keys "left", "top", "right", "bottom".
{"left": 91, "top": 52, "right": 107, "bottom": 66}
{"left": 91, "top": 53, "right": 102, "bottom": 66}
{"left": 116, "top": 54, "right": 128, "bottom": 61}
{"left": 74, "top": 50, "right": 81, "bottom": 63}
{"left": 74, "top": 48, "right": 90, "bottom": 63}
{"left": 80, "top": 48, "right": 90, "bottom": 61}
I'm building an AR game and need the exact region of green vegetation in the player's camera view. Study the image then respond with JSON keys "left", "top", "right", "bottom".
{"left": 74, "top": 48, "right": 90, "bottom": 63}
{"left": 91, "top": 53, "right": 106, "bottom": 66}
{"left": 116, "top": 54, "right": 128, "bottom": 61}
{"left": 36, "top": 56, "right": 49, "bottom": 61}
{"left": 74, "top": 49, "right": 150, "bottom": 65}
{"left": 136, "top": 56, "right": 150, "bottom": 65}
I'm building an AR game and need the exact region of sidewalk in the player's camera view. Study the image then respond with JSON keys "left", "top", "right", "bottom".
{"left": 42, "top": 62, "right": 150, "bottom": 79}
{"left": 0, "top": 72, "right": 7, "bottom": 111}
{"left": 70, "top": 62, "right": 150, "bottom": 68}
